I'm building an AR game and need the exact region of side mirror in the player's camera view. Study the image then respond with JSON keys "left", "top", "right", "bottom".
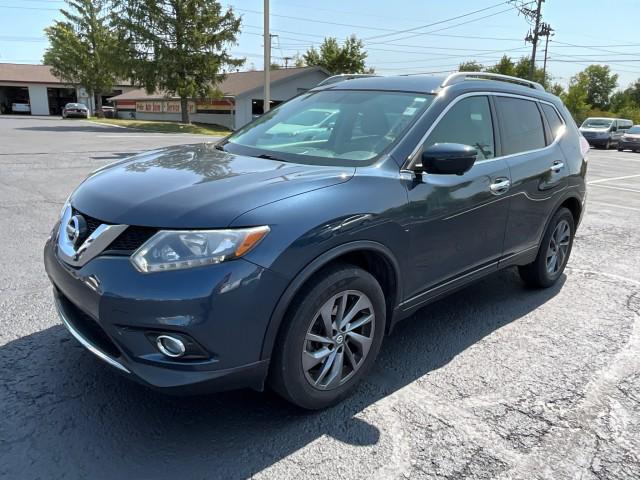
{"left": 419, "top": 143, "right": 477, "bottom": 176}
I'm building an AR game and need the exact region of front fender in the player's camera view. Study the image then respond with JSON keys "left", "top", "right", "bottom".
{"left": 257, "top": 240, "right": 402, "bottom": 361}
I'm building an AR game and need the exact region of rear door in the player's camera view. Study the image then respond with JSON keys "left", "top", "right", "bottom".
{"left": 497, "top": 96, "right": 569, "bottom": 260}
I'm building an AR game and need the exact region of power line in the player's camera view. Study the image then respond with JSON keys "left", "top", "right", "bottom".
{"left": 369, "top": 6, "right": 519, "bottom": 44}
{"left": 0, "top": 4, "right": 58, "bottom": 11}
{"left": 0, "top": 35, "right": 47, "bottom": 42}
{"left": 362, "top": 1, "right": 508, "bottom": 41}
{"left": 234, "top": 7, "right": 399, "bottom": 32}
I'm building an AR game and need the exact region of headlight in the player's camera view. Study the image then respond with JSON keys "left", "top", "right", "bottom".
{"left": 131, "top": 226, "right": 270, "bottom": 273}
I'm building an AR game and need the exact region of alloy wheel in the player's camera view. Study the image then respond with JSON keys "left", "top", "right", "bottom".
{"left": 546, "top": 219, "right": 571, "bottom": 275}
{"left": 302, "top": 290, "right": 375, "bottom": 390}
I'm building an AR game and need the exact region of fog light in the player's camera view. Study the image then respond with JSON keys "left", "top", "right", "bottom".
{"left": 156, "top": 335, "right": 186, "bottom": 358}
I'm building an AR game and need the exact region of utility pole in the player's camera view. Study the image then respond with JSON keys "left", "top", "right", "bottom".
{"left": 263, "top": 0, "right": 270, "bottom": 113}
{"left": 528, "top": 0, "right": 543, "bottom": 80}
{"left": 540, "top": 23, "right": 554, "bottom": 87}
{"left": 515, "top": 0, "right": 545, "bottom": 80}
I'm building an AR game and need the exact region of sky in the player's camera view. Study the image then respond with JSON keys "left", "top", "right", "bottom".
{"left": 1, "top": 0, "right": 640, "bottom": 89}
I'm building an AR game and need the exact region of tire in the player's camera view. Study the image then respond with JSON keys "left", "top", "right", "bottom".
{"left": 269, "top": 264, "right": 386, "bottom": 409}
{"left": 518, "top": 207, "right": 575, "bottom": 288}
{"left": 618, "top": 147, "right": 624, "bottom": 152}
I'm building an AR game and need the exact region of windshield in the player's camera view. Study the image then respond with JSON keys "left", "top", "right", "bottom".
{"left": 287, "top": 109, "right": 336, "bottom": 126}
{"left": 627, "top": 126, "right": 640, "bottom": 134}
{"left": 581, "top": 118, "right": 612, "bottom": 129}
{"left": 223, "top": 90, "right": 434, "bottom": 166}
{"left": 66, "top": 103, "right": 85, "bottom": 109}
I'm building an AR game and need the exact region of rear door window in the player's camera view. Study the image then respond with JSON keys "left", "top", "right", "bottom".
{"left": 540, "top": 103, "right": 565, "bottom": 141}
{"left": 495, "top": 97, "right": 546, "bottom": 155}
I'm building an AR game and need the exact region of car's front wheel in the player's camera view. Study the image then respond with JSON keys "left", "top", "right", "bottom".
{"left": 269, "top": 264, "right": 386, "bottom": 409}
{"left": 519, "top": 207, "right": 575, "bottom": 288}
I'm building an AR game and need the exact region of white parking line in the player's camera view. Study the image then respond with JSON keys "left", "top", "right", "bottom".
{"left": 588, "top": 201, "right": 640, "bottom": 213}
{"left": 589, "top": 154, "right": 640, "bottom": 163}
{"left": 588, "top": 173, "right": 640, "bottom": 184}
{"left": 589, "top": 184, "right": 640, "bottom": 194}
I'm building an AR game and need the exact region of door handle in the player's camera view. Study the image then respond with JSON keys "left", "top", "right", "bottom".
{"left": 550, "top": 161, "right": 564, "bottom": 173}
{"left": 490, "top": 178, "right": 511, "bottom": 195}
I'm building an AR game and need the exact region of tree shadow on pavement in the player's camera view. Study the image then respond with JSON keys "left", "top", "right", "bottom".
{"left": 15, "top": 124, "right": 132, "bottom": 134}
{"left": 0, "top": 268, "right": 565, "bottom": 479}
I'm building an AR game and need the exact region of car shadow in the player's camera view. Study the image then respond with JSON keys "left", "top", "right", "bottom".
{"left": 0, "top": 268, "right": 565, "bottom": 479}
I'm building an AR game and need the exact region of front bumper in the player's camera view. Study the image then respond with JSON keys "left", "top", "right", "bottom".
{"left": 44, "top": 236, "right": 288, "bottom": 394}
{"left": 618, "top": 140, "right": 640, "bottom": 150}
{"left": 584, "top": 137, "right": 610, "bottom": 147}
{"left": 64, "top": 111, "right": 88, "bottom": 118}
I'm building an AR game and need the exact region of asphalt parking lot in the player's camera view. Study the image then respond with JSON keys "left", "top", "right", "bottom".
{"left": 1, "top": 115, "right": 639, "bottom": 480}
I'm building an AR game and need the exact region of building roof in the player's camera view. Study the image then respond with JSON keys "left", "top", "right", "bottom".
{"left": 0, "top": 63, "right": 61, "bottom": 84}
{"left": 109, "top": 66, "right": 329, "bottom": 101}
{"left": 0, "top": 63, "right": 130, "bottom": 86}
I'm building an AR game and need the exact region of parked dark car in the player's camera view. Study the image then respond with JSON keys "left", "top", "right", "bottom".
{"left": 62, "top": 103, "right": 89, "bottom": 119}
{"left": 44, "top": 73, "right": 587, "bottom": 409}
{"left": 617, "top": 125, "right": 640, "bottom": 152}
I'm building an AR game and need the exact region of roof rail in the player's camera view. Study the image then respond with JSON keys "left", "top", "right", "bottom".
{"left": 441, "top": 72, "right": 545, "bottom": 91}
{"left": 317, "top": 74, "right": 379, "bottom": 87}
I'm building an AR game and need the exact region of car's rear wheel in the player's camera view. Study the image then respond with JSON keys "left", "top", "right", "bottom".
{"left": 518, "top": 207, "right": 575, "bottom": 288}
{"left": 269, "top": 264, "right": 386, "bottom": 409}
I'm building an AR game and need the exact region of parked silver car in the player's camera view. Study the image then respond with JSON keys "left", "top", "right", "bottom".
{"left": 579, "top": 117, "right": 632, "bottom": 149}
{"left": 62, "top": 103, "right": 89, "bottom": 119}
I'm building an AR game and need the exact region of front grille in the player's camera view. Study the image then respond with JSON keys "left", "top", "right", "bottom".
{"left": 73, "top": 208, "right": 157, "bottom": 253}
{"left": 107, "top": 226, "right": 157, "bottom": 252}
{"left": 58, "top": 291, "right": 121, "bottom": 359}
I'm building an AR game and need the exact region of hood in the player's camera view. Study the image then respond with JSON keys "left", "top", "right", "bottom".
{"left": 71, "top": 143, "right": 354, "bottom": 228}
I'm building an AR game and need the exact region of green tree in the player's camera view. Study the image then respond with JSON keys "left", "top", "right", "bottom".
{"left": 624, "top": 79, "right": 640, "bottom": 106}
{"left": 610, "top": 90, "right": 632, "bottom": 112}
{"left": 293, "top": 53, "right": 305, "bottom": 68}
{"left": 513, "top": 57, "right": 549, "bottom": 86}
{"left": 573, "top": 65, "right": 618, "bottom": 110}
{"left": 303, "top": 36, "right": 370, "bottom": 74}
{"left": 485, "top": 55, "right": 515, "bottom": 76}
{"left": 549, "top": 83, "right": 565, "bottom": 97}
{"left": 113, "top": 0, "right": 243, "bottom": 124}
{"left": 562, "top": 76, "right": 591, "bottom": 124}
{"left": 43, "top": 0, "right": 119, "bottom": 113}
{"left": 458, "top": 61, "right": 483, "bottom": 72}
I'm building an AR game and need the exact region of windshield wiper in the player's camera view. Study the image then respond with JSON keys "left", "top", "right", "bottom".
{"left": 214, "top": 143, "right": 226, "bottom": 151}
{"left": 256, "top": 153, "right": 283, "bottom": 161}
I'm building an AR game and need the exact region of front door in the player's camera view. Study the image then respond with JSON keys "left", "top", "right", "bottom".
{"left": 403, "top": 95, "right": 511, "bottom": 305}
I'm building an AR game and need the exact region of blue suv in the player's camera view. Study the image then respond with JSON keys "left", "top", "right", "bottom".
{"left": 44, "top": 73, "right": 587, "bottom": 409}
